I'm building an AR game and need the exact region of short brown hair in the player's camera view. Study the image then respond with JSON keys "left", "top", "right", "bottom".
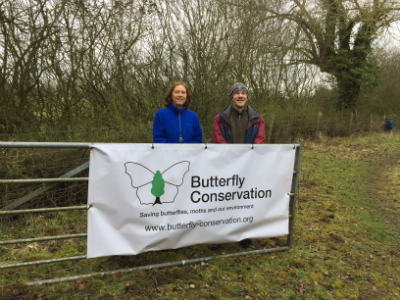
{"left": 164, "top": 82, "right": 193, "bottom": 108}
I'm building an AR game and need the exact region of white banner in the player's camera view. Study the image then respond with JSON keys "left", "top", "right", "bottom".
{"left": 87, "top": 144, "right": 296, "bottom": 258}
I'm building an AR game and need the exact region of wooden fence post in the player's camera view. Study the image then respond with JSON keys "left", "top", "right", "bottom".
{"left": 267, "top": 114, "right": 275, "bottom": 144}
{"left": 349, "top": 112, "right": 353, "bottom": 135}
{"left": 370, "top": 115, "right": 373, "bottom": 132}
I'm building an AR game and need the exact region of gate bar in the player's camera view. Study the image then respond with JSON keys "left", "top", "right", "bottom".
{"left": 0, "top": 255, "right": 87, "bottom": 270}
{"left": 0, "top": 142, "right": 91, "bottom": 148}
{"left": 0, "top": 206, "right": 87, "bottom": 215}
{"left": 26, "top": 246, "right": 289, "bottom": 286}
{"left": 0, "top": 233, "right": 87, "bottom": 245}
{"left": 2, "top": 162, "right": 89, "bottom": 210}
{"left": 287, "top": 144, "right": 302, "bottom": 248}
{"left": 0, "top": 178, "right": 88, "bottom": 183}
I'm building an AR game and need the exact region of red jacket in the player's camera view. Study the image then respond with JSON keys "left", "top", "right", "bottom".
{"left": 212, "top": 105, "right": 266, "bottom": 144}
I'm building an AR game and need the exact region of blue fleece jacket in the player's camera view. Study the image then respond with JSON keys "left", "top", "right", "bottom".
{"left": 153, "top": 104, "right": 203, "bottom": 143}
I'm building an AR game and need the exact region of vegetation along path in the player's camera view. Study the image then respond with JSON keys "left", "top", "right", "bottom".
{"left": 1, "top": 133, "right": 400, "bottom": 299}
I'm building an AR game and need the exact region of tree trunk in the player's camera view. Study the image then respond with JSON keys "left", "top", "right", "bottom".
{"left": 336, "top": 74, "right": 361, "bottom": 115}
{"left": 152, "top": 197, "right": 162, "bottom": 206}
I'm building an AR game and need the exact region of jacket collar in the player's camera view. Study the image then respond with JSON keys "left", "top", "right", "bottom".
{"left": 167, "top": 104, "right": 187, "bottom": 114}
{"left": 247, "top": 105, "right": 260, "bottom": 126}
{"left": 219, "top": 104, "right": 259, "bottom": 127}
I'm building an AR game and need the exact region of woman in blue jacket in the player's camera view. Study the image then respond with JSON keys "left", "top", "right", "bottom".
{"left": 153, "top": 82, "right": 203, "bottom": 143}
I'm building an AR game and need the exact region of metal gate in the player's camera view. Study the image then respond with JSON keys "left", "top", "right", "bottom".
{"left": 0, "top": 142, "right": 302, "bottom": 286}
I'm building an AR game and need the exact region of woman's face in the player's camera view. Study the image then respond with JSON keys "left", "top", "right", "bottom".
{"left": 171, "top": 85, "right": 187, "bottom": 109}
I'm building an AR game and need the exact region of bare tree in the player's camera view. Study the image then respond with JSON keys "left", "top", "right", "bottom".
{"left": 225, "top": 0, "right": 400, "bottom": 113}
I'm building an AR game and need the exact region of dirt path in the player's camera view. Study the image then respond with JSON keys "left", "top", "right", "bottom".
{"left": 364, "top": 140, "right": 400, "bottom": 230}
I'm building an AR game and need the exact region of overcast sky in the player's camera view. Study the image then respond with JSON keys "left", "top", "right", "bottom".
{"left": 377, "top": 21, "right": 400, "bottom": 50}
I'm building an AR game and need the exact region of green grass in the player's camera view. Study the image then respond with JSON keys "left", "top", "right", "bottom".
{"left": 1, "top": 133, "right": 400, "bottom": 299}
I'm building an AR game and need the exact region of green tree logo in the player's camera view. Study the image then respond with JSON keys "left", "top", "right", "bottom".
{"left": 125, "top": 161, "right": 190, "bottom": 206}
{"left": 151, "top": 171, "right": 165, "bottom": 206}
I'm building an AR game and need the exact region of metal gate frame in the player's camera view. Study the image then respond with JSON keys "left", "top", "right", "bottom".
{"left": 0, "top": 142, "right": 302, "bottom": 286}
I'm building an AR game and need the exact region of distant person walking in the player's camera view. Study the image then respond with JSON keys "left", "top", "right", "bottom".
{"left": 153, "top": 82, "right": 203, "bottom": 143}
{"left": 386, "top": 118, "right": 394, "bottom": 132}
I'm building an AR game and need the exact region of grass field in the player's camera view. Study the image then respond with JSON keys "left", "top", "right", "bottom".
{"left": 1, "top": 133, "right": 400, "bottom": 299}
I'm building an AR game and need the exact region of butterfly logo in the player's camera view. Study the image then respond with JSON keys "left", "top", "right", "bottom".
{"left": 124, "top": 161, "right": 190, "bottom": 206}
